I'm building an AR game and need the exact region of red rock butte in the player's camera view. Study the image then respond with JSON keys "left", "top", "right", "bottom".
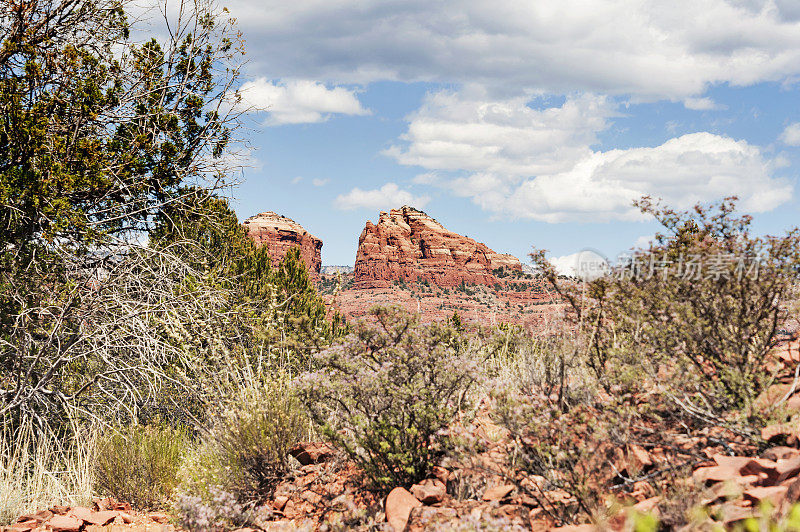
{"left": 354, "top": 205, "right": 522, "bottom": 289}
{"left": 243, "top": 211, "right": 322, "bottom": 277}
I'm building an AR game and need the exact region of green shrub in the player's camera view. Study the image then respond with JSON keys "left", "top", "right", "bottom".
{"left": 299, "top": 306, "right": 479, "bottom": 489}
{"left": 532, "top": 196, "right": 800, "bottom": 415}
{"left": 180, "top": 377, "right": 307, "bottom": 505}
{"left": 95, "top": 423, "right": 189, "bottom": 509}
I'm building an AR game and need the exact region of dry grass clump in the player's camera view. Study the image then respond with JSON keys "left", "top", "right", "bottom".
{"left": 179, "top": 374, "right": 309, "bottom": 506}
{"left": 95, "top": 423, "right": 190, "bottom": 509}
{"left": 0, "top": 420, "right": 95, "bottom": 524}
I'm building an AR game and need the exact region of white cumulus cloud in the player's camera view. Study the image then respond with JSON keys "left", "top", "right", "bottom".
{"left": 684, "top": 97, "right": 726, "bottom": 110}
{"left": 634, "top": 234, "right": 656, "bottom": 249}
{"left": 239, "top": 78, "right": 369, "bottom": 125}
{"left": 226, "top": 0, "right": 800, "bottom": 99}
{"left": 387, "top": 88, "right": 615, "bottom": 177}
{"left": 334, "top": 183, "right": 430, "bottom": 211}
{"left": 390, "top": 90, "right": 792, "bottom": 222}
{"left": 780, "top": 122, "right": 800, "bottom": 145}
{"left": 549, "top": 250, "right": 610, "bottom": 280}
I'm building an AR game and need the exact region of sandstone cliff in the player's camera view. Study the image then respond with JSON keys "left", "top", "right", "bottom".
{"left": 243, "top": 211, "right": 322, "bottom": 276}
{"left": 353, "top": 206, "right": 521, "bottom": 289}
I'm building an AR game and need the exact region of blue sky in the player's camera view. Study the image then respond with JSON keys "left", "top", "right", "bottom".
{"left": 217, "top": 0, "right": 800, "bottom": 266}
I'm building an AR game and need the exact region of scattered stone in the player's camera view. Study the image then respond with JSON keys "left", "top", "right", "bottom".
{"left": 289, "top": 442, "right": 336, "bottom": 465}
{"left": 762, "top": 423, "right": 799, "bottom": 445}
{"left": 743, "top": 485, "right": 788, "bottom": 506}
{"left": 701, "top": 481, "right": 744, "bottom": 505}
{"left": 68, "top": 506, "right": 94, "bottom": 522}
{"left": 406, "top": 506, "right": 458, "bottom": 532}
{"left": 633, "top": 496, "right": 660, "bottom": 515}
{"left": 410, "top": 478, "right": 446, "bottom": 504}
{"left": 16, "top": 510, "right": 52, "bottom": 524}
{"left": 777, "top": 455, "right": 800, "bottom": 482}
{"left": 85, "top": 510, "right": 118, "bottom": 526}
{"left": 762, "top": 446, "right": 800, "bottom": 461}
{"left": 718, "top": 503, "right": 759, "bottom": 526}
{"left": 482, "top": 484, "right": 515, "bottom": 501}
{"left": 432, "top": 466, "right": 451, "bottom": 484}
{"left": 149, "top": 512, "right": 170, "bottom": 524}
{"left": 7, "top": 521, "right": 37, "bottom": 532}
{"left": 628, "top": 444, "right": 654, "bottom": 472}
{"left": 300, "top": 489, "right": 323, "bottom": 505}
{"left": 47, "top": 516, "right": 82, "bottom": 532}
{"left": 273, "top": 496, "right": 289, "bottom": 511}
{"left": 385, "top": 487, "right": 422, "bottom": 532}
{"left": 712, "top": 454, "right": 777, "bottom": 480}
{"left": 692, "top": 466, "right": 741, "bottom": 485}
{"left": 785, "top": 476, "right": 800, "bottom": 503}
{"left": 92, "top": 497, "right": 130, "bottom": 512}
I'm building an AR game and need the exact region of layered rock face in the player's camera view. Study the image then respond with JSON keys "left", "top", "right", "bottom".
{"left": 354, "top": 206, "right": 522, "bottom": 289}
{"left": 243, "top": 211, "right": 322, "bottom": 276}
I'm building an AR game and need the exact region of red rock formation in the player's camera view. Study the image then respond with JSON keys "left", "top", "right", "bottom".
{"left": 354, "top": 206, "right": 521, "bottom": 289}
{"left": 243, "top": 211, "right": 322, "bottom": 276}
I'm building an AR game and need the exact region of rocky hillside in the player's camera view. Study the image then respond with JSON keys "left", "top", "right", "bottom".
{"left": 354, "top": 206, "right": 522, "bottom": 289}
{"left": 243, "top": 211, "right": 323, "bottom": 277}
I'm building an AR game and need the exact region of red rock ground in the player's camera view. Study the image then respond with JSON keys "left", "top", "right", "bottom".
{"left": 250, "top": 338, "right": 800, "bottom": 531}
{"left": 321, "top": 271, "right": 561, "bottom": 329}
{"left": 5, "top": 498, "right": 175, "bottom": 532}
{"left": 9, "top": 340, "right": 800, "bottom": 531}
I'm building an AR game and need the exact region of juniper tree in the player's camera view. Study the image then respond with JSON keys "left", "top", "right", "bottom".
{"left": 0, "top": 0, "right": 247, "bottom": 428}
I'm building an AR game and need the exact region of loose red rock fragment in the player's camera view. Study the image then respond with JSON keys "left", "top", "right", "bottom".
{"left": 7, "top": 521, "right": 37, "bottom": 532}
{"left": 432, "top": 466, "right": 451, "bottom": 484}
{"left": 743, "top": 485, "right": 788, "bottom": 506}
{"left": 48, "top": 516, "right": 82, "bottom": 532}
{"left": 712, "top": 454, "right": 777, "bottom": 477}
{"left": 550, "top": 525, "right": 596, "bottom": 532}
{"left": 406, "top": 506, "right": 458, "bottom": 531}
{"left": 762, "top": 423, "right": 799, "bottom": 445}
{"left": 149, "top": 512, "right": 171, "bottom": 524}
{"left": 693, "top": 466, "right": 742, "bottom": 485}
{"left": 85, "top": 510, "right": 118, "bottom": 526}
{"left": 68, "top": 507, "right": 94, "bottom": 523}
{"left": 777, "top": 455, "right": 800, "bottom": 482}
{"left": 273, "top": 495, "right": 289, "bottom": 511}
{"left": 289, "top": 442, "right": 336, "bottom": 465}
{"left": 16, "top": 510, "right": 51, "bottom": 524}
{"left": 763, "top": 446, "right": 800, "bottom": 461}
{"left": 632, "top": 496, "right": 660, "bottom": 515}
{"left": 385, "top": 487, "right": 422, "bottom": 532}
{"left": 482, "top": 484, "right": 515, "bottom": 501}
{"left": 410, "top": 478, "right": 446, "bottom": 504}
{"left": 628, "top": 444, "right": 653, "bottom": 471}
{"left": 92, "top": 497, "right": 130, "bottom": 512}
